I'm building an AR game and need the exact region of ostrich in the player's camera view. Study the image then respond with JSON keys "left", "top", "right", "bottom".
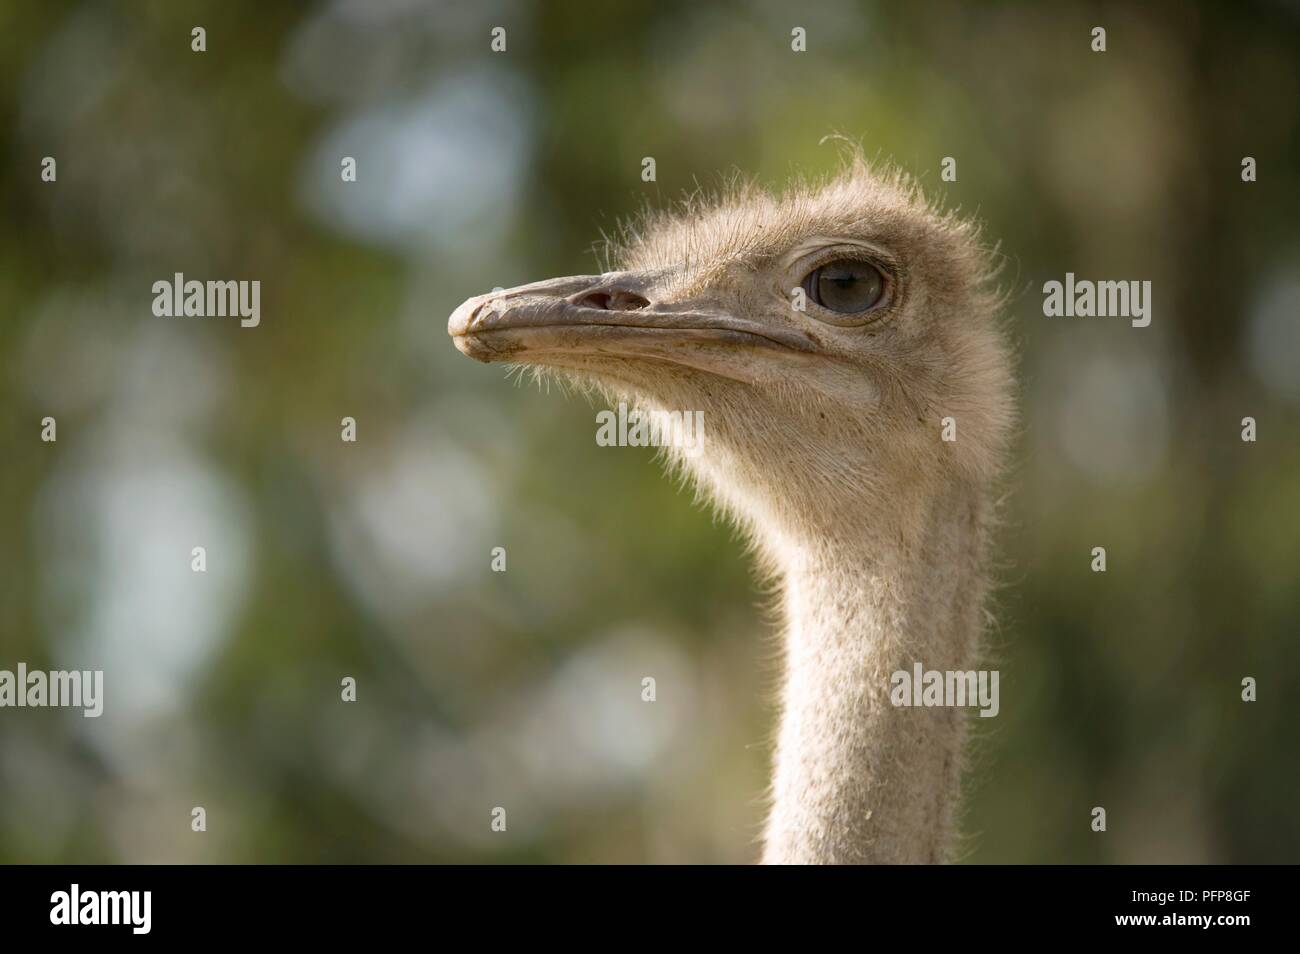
{"left": 447, "top": 155, "right": 1015, "bottom": 864}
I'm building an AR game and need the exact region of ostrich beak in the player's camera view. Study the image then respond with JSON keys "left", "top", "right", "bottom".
{"left": 448, "top": 272, "right": 818, "bottom": 370}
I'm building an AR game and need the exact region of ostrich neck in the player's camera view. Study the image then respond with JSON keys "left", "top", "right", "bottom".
{"left": 760, "top": 481, "right": 990, "bottom": 864}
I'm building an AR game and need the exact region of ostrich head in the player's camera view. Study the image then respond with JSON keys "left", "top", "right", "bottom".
{"left": 450, "top": 155, "right": 1018, "bottom": 863}
{"left": 449, "top": 156, "right": 1013, "bottom": 559}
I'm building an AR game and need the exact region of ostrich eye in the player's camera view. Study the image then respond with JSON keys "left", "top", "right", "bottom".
{"left": 804, "top": 259, "right": 887, "bottom": 316}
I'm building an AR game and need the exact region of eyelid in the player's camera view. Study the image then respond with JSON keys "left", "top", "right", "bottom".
{"left": 794, "top": 243, "right": 900, "bottom": 278}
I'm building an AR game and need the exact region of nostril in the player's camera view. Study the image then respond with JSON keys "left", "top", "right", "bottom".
{"left": 613, "top": 291, "right": 651, "bottom": 310}
{"left": 575, "top": 289, "right": 650, "bottom": 311}
{"left": 577, "top": 291, "right": 612, "bottom": 310}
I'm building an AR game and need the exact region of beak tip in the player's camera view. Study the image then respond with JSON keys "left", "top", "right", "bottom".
{"left": 447, "top": 295, "right": 485, "bottom": 339}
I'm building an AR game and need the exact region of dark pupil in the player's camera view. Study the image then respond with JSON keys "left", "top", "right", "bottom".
{"left": 815, "top": 261, "right": 883, "bottom": 313}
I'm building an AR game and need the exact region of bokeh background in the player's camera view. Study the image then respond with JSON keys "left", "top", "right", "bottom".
{"left": 2, "top": 0, "right": 1298, "bottom": 863}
